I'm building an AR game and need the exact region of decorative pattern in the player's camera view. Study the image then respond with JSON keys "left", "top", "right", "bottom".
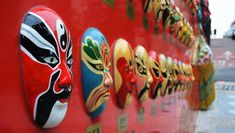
{"left": 134, "top": 45, "right": 153, "bottom": 103}
{"left": 19, "top": 6, "right": 72, "bottom": 128}
{"left": 81, "top": 28, "right": 113, "bottom": 118}
{"left": 113, "top": 38, "right": 136, "bottom": 108}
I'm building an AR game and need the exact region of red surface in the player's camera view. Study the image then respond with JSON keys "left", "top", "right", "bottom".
{"left": 0, "top": 0, "right": 199, "bottom": 132}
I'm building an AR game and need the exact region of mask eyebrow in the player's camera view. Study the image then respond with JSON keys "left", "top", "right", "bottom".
{"left": 23, "top": 12, "right": 59, "bottom": 56}
{"left": 20, "top": 24, "right": 57, "bottom": 55}
{"left": 66, "top": 39, "right": 72, "bottom": 59}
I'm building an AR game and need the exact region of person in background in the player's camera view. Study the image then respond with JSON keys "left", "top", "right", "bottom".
{"left": 201, "top": 0, "right": 211, "bottom": 45}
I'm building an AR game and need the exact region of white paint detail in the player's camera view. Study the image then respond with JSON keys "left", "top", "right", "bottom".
{"left": 20, "top": 24, "right": 56, "bottom": 54}
{"left": 43, "top": 101, "right": 68, "bottom": 128}
{"left": 28, "top": 12, "right": 59, "bottom": 53}
{"left": 56, "top": 19, "right": 66, "bottom": 52}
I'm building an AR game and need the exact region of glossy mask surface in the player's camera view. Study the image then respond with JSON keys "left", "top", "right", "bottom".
{"left": 166, "top": 57, "right": 174, "bottom": 95}
{"left": 149, "top": 51, "right": 163, "bottom": 99}
{"left": 113, "top": 38, "right": 136, "bottom": 108}
{"left": 134, "top": 45, "right": 153, "bottom": 103}
{"left": 153, "top": 0, "right": 167, "bottom": 22}
{"left": 19, "top": 7, "right": 73, "bottom": 128}
{"left": 159, "top": 54, "right": 168, "bottom": 96}
{"left": 198, "top": 45, "right": 213, "bottom": 65}
{"left": 81, "top": 28, "right": 113, "bottom": 118}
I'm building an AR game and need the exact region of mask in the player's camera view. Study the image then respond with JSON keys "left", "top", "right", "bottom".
{"left": 166, "top": 57, "right": 174, "bottom": 95}
{"left": 113, "top": 38, "right": 136, "bottom": 109}
{"left": 81, "top": 28, "right": 113, "bottom": 118}
{"left": 153, "top": 0, "right": 167, "bottom": 22}
{"left": 149, "top": 51, "right": 163, "bottom": 99}
{"left": 198, "top": 45, "right": 213, "bottom": 65}
{"left": 19, "top": 7, "right": 73, "bottom": 128}
{"left": 172, "top": 59, "right": 180, "bottom": 93}
{"left": 159, "top": 54, "right": 168, "bottom": 96}
{"left": 134, "top": 45, "right": 153, "bottom": 103}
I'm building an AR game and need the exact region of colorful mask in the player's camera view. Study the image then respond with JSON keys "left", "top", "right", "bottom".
{"left": 81, "top": 28, "right": 113, "bottom": 118}
{"left": 177, "top": 61, "right": 185, "bottom": 92}
{"left": 165, "top": 57, "right": 175, "bottom": 95}
{"left": 134, "top": 45, "right": 153, "bottom": 103}
{"left": 149, "top": 51, "right": 163, "bottom": 99}
{"left": 19, "top": 7, "right": 73, "bottom": 128}
{"left": 143, "top": 0, "right": 154, "bottom": 14}
{"left": 164, "top": 7, "right": 181, "bottom": 29}
{"left": 153, "top": 0, "right": 168, "bottom": 22}
{"left": 113, "top": 38, "right": 136, "bottom": 108}
{"left": 172, "top": 59, "right": 180, "bottom": 93}
{"left": 198, "top": 45, "right": 213, "bottom": 65}
{"left": 159, "top": 54, "right": 168, "bottom": 96}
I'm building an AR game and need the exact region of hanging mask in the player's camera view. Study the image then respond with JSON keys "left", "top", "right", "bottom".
{"left": 159, "top": 54, "right": 168, "bottom": 96}
{"left": 165, "top": 57, "right": 174, "bottom": 95}
{"left": 81, "top": 28, "right": 113, "bottom": 118}
{"left": 172, "top": 59, "right": 180, "bottom": 93}
{"left": 113, "top": 38, "right": 136, "bottom": 109}
{"left": 198, "top": 45, "right": 213, "bottom": 65}
{"left": 134, "top": 45, "right": 153, "bottom": 103}
{"left": 149, "top": 51, "right": 163, "bottom": 99}
{"left": 19, "top": 7, "right": 73, "bottom": 128}
{"left": 153, "top": 0, "right": 167, "bottom": 22}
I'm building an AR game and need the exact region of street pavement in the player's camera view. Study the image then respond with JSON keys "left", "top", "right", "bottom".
{"left": 195, "top": 39, "right": 235, "bottom": 133}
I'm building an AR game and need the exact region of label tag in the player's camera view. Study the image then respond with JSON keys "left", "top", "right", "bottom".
{"left": 137, "top": 107, "right": 144, "bottom": 123}
{"left": 126, "top": 0, "right": 134, "bottom": 20}
{"left": 102, "top": 0, "right": 115, "bottom": 8}
{"left": 151, "top": 102, "right": 157, "bottom": 116}
{"left": 143, "top": 15, "right": 149, "bottom": 30}
{"left": 117, "top": 113, "right": 128, "bottom": 133}
{"left": 86, "top": 123, "right": 102, "bottom": 133}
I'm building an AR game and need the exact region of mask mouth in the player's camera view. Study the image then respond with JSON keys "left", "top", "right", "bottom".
{"left": 57, "top": 87, "right": 71, "bottom": 103}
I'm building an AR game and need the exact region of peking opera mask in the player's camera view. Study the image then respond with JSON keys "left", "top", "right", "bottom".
{"left": 19, "top": 7, "right": 73, "bottom": 128}
{"left": 134, "top": 45, "right": 153, "bottom": 103}
{"left": 165, "top": 57, "right": 175, "bottom": 95}
{"left": 159, "top": 54, "right": 168, "bottom": 96}
{"left": 148, "top": 51, "right": 163, "bottom": 99}
{"left": 113, "top": 38, "right": 136, "bottom": 109}
{"left": 81, "top": 28, "right": 113, "bottom": 118}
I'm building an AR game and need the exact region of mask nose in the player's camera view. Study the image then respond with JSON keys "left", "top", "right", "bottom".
{"left": 58, "top": 62, "right": 72, "bottom": 88}
{"left": 147, "top": 72, "right": 153, "bottom": 88}
{"left": 129, "top": 67, "right": 136, "bottom": 85}
{"left": 104, "top": 72, "right": 113, "bottom": 88}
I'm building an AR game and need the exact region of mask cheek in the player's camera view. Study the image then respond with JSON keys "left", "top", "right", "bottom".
{"left": 136, "top": 75, "right": 146, "bottom": 93}
{"left": 21, "top": 53, "right": 53, "bottom": 117}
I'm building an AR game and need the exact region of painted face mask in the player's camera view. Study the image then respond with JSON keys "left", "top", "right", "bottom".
{"left": 165, "top": 57, "right": 174, "bottom": 95}
{"left": 172, "top": 59, "right": 180, "bottom": 93}
{"left": 113, "top": 38, "right": 136, "bottom": 109}
{"left": 189, "top": 64, "right": 195, "bottom": 89}
{"left": 153, "top": 0, "right": 168, "bottom": 22}
{"left": 177, "top": 61, "right": 185, "bottom": 92}
{"left": 143, "top": 0, "right": 154, "bottom": 14}
{"left": 19, "top": 7, "right": 73, "bottom": 128}
{"left": 159, "top": 54, "right": 168, "bottom": 96}
{"left": 198, "top": 45, "right": 213, "bottom": 65}
{"left": 134, "top": 45, "right": 153, "bottom": 103}
{"left": 149, "top": 51, "right": 163, "bottom": 99}
{"left": 81, "top": 28, "right": 113, "bottom": 118}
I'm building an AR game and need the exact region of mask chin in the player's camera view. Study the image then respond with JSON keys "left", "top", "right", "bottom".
{"left": 43, "top": 101, "right": 68, "bottom": 128}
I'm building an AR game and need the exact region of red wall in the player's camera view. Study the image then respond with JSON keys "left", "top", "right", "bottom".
{"left": 0, "top": 0, "right": 198, "bottom": 132}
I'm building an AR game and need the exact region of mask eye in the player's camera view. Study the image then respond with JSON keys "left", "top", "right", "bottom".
{"left": 153, "top": 68, "right": 160, "bottom": 77}
{"left": 95, "top": 64, "right": 104, "bottom": 71}
{"left": 67, "top": 57, "right": 73, "bottom": 68}
{"left": 136, "top": 62, "right": 146, "bottom": 75}
{"left": 43, "top": 56, "right": 58, "bottom": 65}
